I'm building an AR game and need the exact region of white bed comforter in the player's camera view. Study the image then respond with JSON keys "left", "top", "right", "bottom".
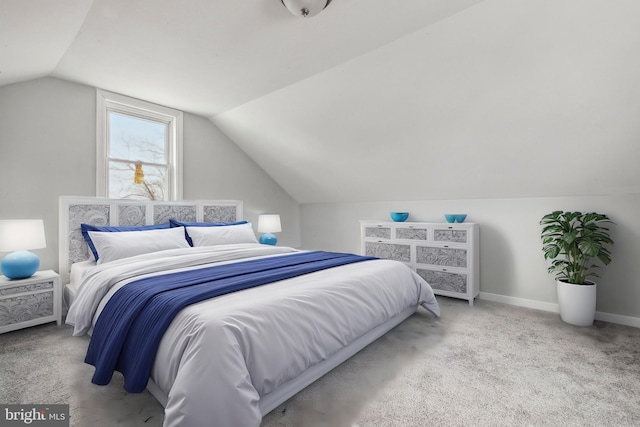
{"left": 66, "top": 244, "right": 440, "bottom": 427}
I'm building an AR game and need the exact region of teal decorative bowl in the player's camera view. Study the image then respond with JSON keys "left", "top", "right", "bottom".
{"left": 444, "top": 214, "right": 456, "bottom": 223}
{"left": 390, "top": 212, "right": 409, "bottom": 222}
{"left": 455, "top": 214, "right": 467, "bottom": 223}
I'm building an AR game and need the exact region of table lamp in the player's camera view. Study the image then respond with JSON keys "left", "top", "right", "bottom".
{"left": 257, "top": 214, "right": 281, "bottom": 246}
{"left": 0, "top": 219, "right": 47, "bottom": 279}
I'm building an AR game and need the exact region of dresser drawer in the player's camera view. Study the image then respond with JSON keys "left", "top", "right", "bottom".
{"left": 416, "top": 246, "right": 467, "bottom": 268}
{"left": 416, "top": 269, "right": 467, "bottom": 294}
{"left": 395, "top": 227, "right": 428, "bottom": 240}
{"left": 365, "top": 242, "right": 410, "bottom": 262}
{"left": 364, "top": 226, "right": 391, "bottom": 239}
{"left": 433, "top": 229, "right": 468, "bottom": 243}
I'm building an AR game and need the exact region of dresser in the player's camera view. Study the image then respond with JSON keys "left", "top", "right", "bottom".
{"left": 0, "top": 270, "right": 62, "bottom": 334}
{"left": 361, "top": 221, "right": 479, "bottom": 305}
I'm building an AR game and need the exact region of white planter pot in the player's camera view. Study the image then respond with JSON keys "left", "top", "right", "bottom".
{"left": 556, "top": 280, "right": 596, "bottom": 326}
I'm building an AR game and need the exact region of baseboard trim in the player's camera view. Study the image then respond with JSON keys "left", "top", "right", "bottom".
{"left": 479, "top": 292, "right": 640, "bottom": 328}
{"left": 593, "top": 311, "right": 640, "bottom": 328}
{"left": 479, "top": 292, "right": 560, "bottom": 313}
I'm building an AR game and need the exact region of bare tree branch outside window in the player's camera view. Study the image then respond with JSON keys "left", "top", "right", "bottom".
{"left": 108, "top": 113, "right": 169, "bottom": 201}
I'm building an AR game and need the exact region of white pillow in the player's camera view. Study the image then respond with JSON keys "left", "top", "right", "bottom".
{"left": 186, "top": 222, "right": 258, "bottom": 247}
{"left": 88, "top": 226, "right": 190, "bottom": 263}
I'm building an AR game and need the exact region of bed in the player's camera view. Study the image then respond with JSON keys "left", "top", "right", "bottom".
{"left": 60, "top": 196, "right": 440, "bottom": 427}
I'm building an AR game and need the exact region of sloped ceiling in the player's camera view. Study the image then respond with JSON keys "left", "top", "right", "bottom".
{"left": 2, "top": 0, "right": 640, "bottom": 203}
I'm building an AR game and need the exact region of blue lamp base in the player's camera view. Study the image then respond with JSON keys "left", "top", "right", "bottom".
{"left": 1, "top": 250, "right": 40, "bottom": 279}
{"left": 259, "top": 233, "right": 278, "bottom": 246}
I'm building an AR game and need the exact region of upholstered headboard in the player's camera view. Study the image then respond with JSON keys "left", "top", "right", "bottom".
{"left": 58, "top": 196, "right": 243, "bottom": 284}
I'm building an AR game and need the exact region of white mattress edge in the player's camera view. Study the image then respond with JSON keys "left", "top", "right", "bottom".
{"left": 63, "top": 283, "right": 77, "bottom": 315}
{"left": 144, "top": 305, "right": 419, "bottom": 415}
{"left": 258, "top": 304, "right": 418, "bottom": 416}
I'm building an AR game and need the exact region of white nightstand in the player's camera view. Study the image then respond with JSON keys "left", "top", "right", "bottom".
{"left": 0, "top": 270, "right": 62, "bottom": 334}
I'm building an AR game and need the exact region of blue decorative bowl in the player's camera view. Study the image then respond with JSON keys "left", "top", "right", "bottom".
{"left": 390, "top": 212, "right": 409, "bottom": 222}
{"left": 444, "top": 214, "right": 456, "bottom": 223}
{"left": 455, "top": 214, "right": 467, "bottom": 223}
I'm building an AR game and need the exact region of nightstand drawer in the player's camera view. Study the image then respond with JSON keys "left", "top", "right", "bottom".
{"left": 0, "top": 291, "right": 54, "bottom": 327}
{"left": 0, "top": 270, "right": 61, "bottom": 334}
{"left": 0, "top": 280, "right": 54, "bottom": 296}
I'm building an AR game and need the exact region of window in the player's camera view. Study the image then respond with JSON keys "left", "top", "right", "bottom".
{"left": 96, "top": 89, "right": 183, "bottom": 200}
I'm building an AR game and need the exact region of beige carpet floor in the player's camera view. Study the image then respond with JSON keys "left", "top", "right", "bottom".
{"left": 1, "top": 298, "right": 639, "bottom": 426}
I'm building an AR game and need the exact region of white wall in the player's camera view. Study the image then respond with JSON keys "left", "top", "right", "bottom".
{"left": 213, "top": 0, "right": 640, "bottom": 205}
{"left": 182, "top": 113, "right": 300, "bottom": 243}
{"left": 0, "top": 77, "right": 300, "bottom": 274}
{"left": 300, "top": 195, "right": 640, "bottom": 319}
{"left": 2, "top": 76, "right": 637, "bottom": 323}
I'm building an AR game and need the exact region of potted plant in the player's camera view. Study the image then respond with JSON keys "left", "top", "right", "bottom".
{"left": 540, "top": 211, "right": 614, "bottom": 326}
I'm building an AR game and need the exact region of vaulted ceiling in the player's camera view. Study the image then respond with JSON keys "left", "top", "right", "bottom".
{"left": 2, "top": 0, "right": 640, "bottom": 203}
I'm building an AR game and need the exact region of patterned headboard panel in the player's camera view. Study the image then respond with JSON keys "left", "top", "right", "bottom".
{"left": 59, "top": 196, "right": 243, "bottom": 284}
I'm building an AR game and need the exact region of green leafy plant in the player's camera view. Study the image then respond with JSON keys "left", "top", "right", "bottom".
{"left": 540, "top": 211, "right": 614, "bottom": 285}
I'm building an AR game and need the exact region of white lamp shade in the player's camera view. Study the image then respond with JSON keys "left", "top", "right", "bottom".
{"left": 0, "top": 219, "right": 47, "bottom": 252}
{"left": 257, "top": 215, "right": 282, "bottom": 233}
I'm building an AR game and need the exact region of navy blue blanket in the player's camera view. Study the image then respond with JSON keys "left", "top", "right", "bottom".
{"left": 85, "top": 250, "right": 376, "bottom": 392}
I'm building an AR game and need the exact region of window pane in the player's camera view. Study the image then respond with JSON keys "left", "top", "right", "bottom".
{"left": 108, "top": 160, "right": 168, "bottom": 201}
{"left": 109, "top": 112, "right": 167, "bottom": 163}
{"left": 97, "top": 89, "right": 183, "bottom": 200}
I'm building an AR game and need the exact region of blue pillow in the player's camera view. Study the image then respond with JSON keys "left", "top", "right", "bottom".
{"left": 81, "top": 222, "right": 171, "bottom": 260}
{"left": 169, "top": 219, "right": 248, "bottom": 246}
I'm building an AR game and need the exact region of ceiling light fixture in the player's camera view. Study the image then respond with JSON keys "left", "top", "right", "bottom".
{"left": 280, "top": 0, "right": 332, "bottom": 18}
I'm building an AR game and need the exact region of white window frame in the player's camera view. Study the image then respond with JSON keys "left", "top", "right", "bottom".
{"left": 96, "top": 89, "right": 183, "bottom": 200}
